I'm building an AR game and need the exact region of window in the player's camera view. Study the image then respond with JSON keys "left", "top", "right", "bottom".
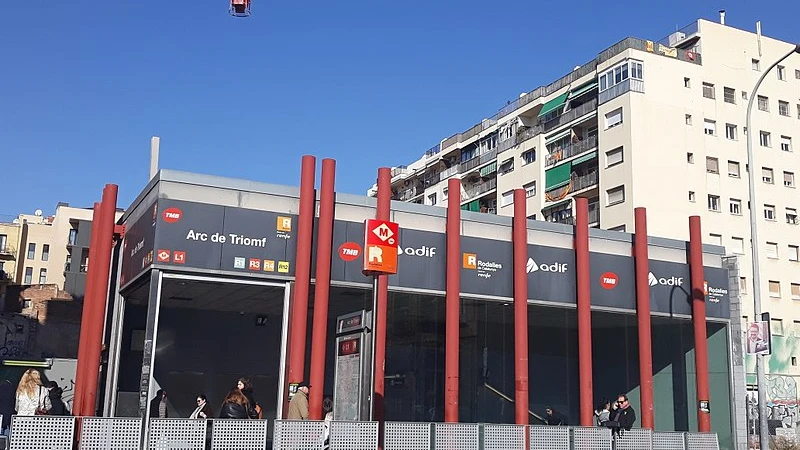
{"left": 599, "top": 60, "right": 643, "bottom": 92}
{"left": 702, "top": 82, "right": 715, "bottom": 99}
{"left": 762, "top": 167, "right": 774, "bottom": 184}
{"left": 68, "top": 229, "right": 77, "bottom": 246}
{"left": 796, "top": 69, "right": 800, "bottom": 79}
{"left": 793, "top": 283, "right": 800, "bottom": 300}
{"left": 703, "top": 119, "right": 716, "bottom": 136}
{"left": 41, "top": 244, "right": 49, "bottom": 261}
{"left": 706, "top": 157, "right": 719, "bottom": 174}
{"left": 742, "top": 91, "right": 749, "bottom": 101}
{"left": 757, "top": 96, "right": 769, "bottom": 112}
{"left": 781, "top": 136, "right": 792, "bottom": 152}
{"left": 725, "top": 123, "right": 738, "bottom": 140}
{"left": 779, "top": 101, "right": 790, "bottom": 116}
{"left": 687, "top": 152, "right": 694, "bottom": 163}
{"left": 684, "top": 77, "right": 691, "bottom": 88}
{"left": 689, "top": 191, "right": 696, "bottom": 202}
{"left": 27, "top": 243, "right": 35, "bottom": 260}
{"left": 772, "top": 318, "right": 784, "bottom": 335}
{"left": 38, "top": 268, "right": 47, "bottom": 285}
{"left": 731, "top": 237, "right": 745, "bottom": 254}
{"left": 785, "top": 171, "right": 796, "bottom": 187}
{"left": 708, "top": 233, "right": 722, "bottom": 245}
{"left": 499, "top": 158, "right": 514, "bottom": 175}
{"left": 606, "top": 147, "right": 623, "bottom": 167}
{"left": 778, "top": 65, "right": 786, "bottom": 80}
{"left": 24, "top": 267, "right": 32, "bottom": 285}
{"left": 524, "top": 181, "right": 536, "bottom": 198}
{"left": 730, "top": 198, "right": 742, "bottom": 215}
{"left": 723, "top": 87, "right": 736, "bottom": 104}
{"left": 685, "top": 114, "right": 693, "bottom": 125}
{"left": 752, "top": 59, "right": 761, "bottom": 71}
{"left": 501, "top": 190, "right": 514, "bottom": 207}
{"left": 708, "top": 195, "right": 720, "bottom": 211}
{"left": 798, "top": 104, "right": 800, "bottom": 119}
{"left": 767, "top": 242, "right": 779, "bottom": 258}
{"left": 788, "top": 208, "right": 799, "bottom": 225}
{"left": 609, "top": 225, "right": 626, "bottom": 232}
{"left": 427, "top": 193, "right": 437, "bottom": 205}
{"left": 789, "top": 245, "right": 799, "bottom": 262}
{"left": 760, "top": 131, "right": 772, "bottom": 147}
{"left": 522, "top": 149, "right": 536, "bottom": 165}
{"left": 728, "top": 161, "right": 740, "bottom": 178}
{"left": 765, "top": 205, "right": 776, "bottom": 221}
{"left": 605, "top": 108, "right": 623, "bottom": 129}
{"left": 606, "top": 186, "right": 625, "bottom": 206}
{"left": 740, "top": 277, "right": 748, "bottom": 294}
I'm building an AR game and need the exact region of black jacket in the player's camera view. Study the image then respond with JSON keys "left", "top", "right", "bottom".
{"left": 48, "top": 394, "right": 68, "bottom": 416}
{"left": 545, "top": 411, "right": 568, "bottom": 426}
{"left": 219, "top": 402, "right": 248, "bottom": 419}
{"left": 241, "top": 388, "right": 259, "bottom": 419}
{"left": 149, "top": 397, "right": 167, "bottom": 418}
{"left": 610, "top": 406, "right": 636, "bottom": 430}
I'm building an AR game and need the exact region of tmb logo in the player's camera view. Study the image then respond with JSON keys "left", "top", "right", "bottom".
{"left": 162, "top": 207, "right": 183, "bottom": 223}
{"left": 648, "top": 272, "right": 684, "bottom": 287}
{"left": 600, "top": 272, "right": 619, "bottom": 290}
{"left": 338, "top": 242, "right": 362, "bottom": 262}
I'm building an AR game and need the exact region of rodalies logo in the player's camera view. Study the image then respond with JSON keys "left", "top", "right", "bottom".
{"left": 463, "top": 253, "right": 503, "bottom": 279}
{"left": 704, "top": 280, "right": 728, "bottom": 303}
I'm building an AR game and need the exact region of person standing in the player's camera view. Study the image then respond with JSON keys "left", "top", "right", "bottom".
{"left": 609, "top": 394, "right": 637, "bottom": 432}
{"left": 149, "top": 389, "right": 168, "bottom": 418}
{"left": 287, "top": 381, "right": 310, "bottom": 420}
{"left": 46, "top": 381, "right": 69, "bottom": 416}
{"left": 219, "top": 389, "right": 249, "bottom": 419}
{"left": 237, "top": 377, "right": 260, "bottom": 419}
{"left": 189, "top": 394, "right": 214, "bottom": 419}
{"left": 15, "top": 369, "right": 50, "bottom": 416}
{"left": 595, "top": 399, "right": 611, "bottom": 426}
{"left": 0, "top": 379, "right": 15, "bottom": 435}
{"left": 544, "top": 406, "right": 568, "bottom": 426}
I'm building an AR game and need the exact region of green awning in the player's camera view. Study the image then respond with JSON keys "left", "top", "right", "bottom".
{"left": 479, "top": 162, "right": 497, "bottom": 177}
{"left": 545, "top": 129, "right": 572, "bottom": 144}
{"left": 537, "top": 92, "right": 569, "bottom": 118}
{"left": 545, "top": 162, "right": 572, "bottom": 190}
{"left": 571, "top": 151, "right": 597, "bottom": 165}
{"left": 569, "top": 81, "right": 598, "bottom": 99}
{"left": 461, "top": 200, "right": 481, "bottom": 212}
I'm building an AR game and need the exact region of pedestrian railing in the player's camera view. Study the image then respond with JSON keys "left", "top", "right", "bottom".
{"left": 6, "top": 415, "right": 721, "bottom": 450}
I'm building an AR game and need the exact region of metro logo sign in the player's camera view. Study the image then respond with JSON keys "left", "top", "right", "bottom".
{"left": 363, "top": 219, "right": 399, "bottom": 275}
{"left": 338, "top": 242, "right": 362, "bottom": 262}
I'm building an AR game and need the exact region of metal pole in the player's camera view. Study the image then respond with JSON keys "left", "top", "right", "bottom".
{"left": 445, "top": 178, "right": 462, "bottom": 423}
{"left": 634, "top": 207, "right": 655, "bottom": 429}
{"left": 370, "top": 276, "right": 379, "bottom": 420}
{"left": 512, "top": 189, "right": 529, "bottom": 425}
{"left": 575, "top": 197, "right": 594, "bottom": 426}
{"left": 744, "top": 43, "right": 800, "bottom": 449}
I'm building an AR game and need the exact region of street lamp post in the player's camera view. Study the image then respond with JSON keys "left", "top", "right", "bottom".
{"left": 744, "top": 43, "right": 800, "bottom": 450}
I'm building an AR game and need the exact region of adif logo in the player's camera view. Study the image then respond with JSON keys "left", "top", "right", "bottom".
{"left": 648, "top": 272, "right": 684, "bottom": 287}
{"left": 397, "top": 246, "right": 436, "bottom": 258}
{"left": 526, "top": 257, "right": 568, "bottom": 274}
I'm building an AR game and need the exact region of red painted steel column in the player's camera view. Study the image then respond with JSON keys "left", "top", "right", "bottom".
{"left": 445, "top": 178, "right": 461, "bottom": 423}
{"left": 309, "top": 158, "right": 336, "bottom": 420}
{"left": 512, "top": 189, "right": 529, "bottom": 425}
{"left": 575, "top": 197, "right": 594, "bottom": 427}
{"left": 634, "top": 207, "right": 655, "bottom": 429}
{"left": 374, "top": 168, "right": 391, "bottom": 428}
{"left": 689, "top": 216, "right": 712, "bottom": 432}
{"left": 286, "top": 155, "right": 316, "bottom": 409}
{"left": 83, "top": 184, "right": 119, "bottom": 416}
{"left": 73, "top": 202, "right": 102, "bottom": 416}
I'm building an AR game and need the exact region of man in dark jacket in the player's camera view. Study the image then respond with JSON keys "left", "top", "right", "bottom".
{"left": 149, "top": 390, "right": 168, "bottom": 418}
{"left": 0, "top": 379, "right": 15, "bottom": 435}
{"left": 544, "top": 406, "right": 568, "bottom": 426}
{"left": 609, "top": 394, "right": 636, "bottom": 431}
{"left": 47, "top": 382, "right": 69, "bottom": 416}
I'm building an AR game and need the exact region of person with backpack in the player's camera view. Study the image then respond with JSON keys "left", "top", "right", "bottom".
{"left": 237, "top": 377, "right": 261, "bottom": 419}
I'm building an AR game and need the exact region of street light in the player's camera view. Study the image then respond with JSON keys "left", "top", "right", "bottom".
{"left": 744, "top": 43, "right": 800, "bottom": 450}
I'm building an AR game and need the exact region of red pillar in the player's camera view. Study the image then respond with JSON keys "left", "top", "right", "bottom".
{"left": 309, "top": 158, "right": 336, "bottom": 420}
{"left": 575, "top": 197, "right": 594, "bottom": 426}
{"left": 689, "top": 216, "right": 712, "bottom": 432}
{"left": 286, "top": 155, "right": 316, "bottom": 413}
{"left": 73, "top": 202, "right": 102, "bottom": 416}
{"left": 445, "top": 178, "right": 461, "bottom": 423}
{"left": 634, "top": 207, "right": 655, "bottom": 429}
{"left": 512, "top": 189, "right": 529, "bottom": 425}
{"left": 373, "top": 168, "right": 391, "bottom": 427}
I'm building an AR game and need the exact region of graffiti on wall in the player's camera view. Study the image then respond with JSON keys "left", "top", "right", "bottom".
{"left": 0, "top": 314, "right": 30, "bottom": 357}
{"left": 766, "top": 375, "right": 799, "bottom": 428}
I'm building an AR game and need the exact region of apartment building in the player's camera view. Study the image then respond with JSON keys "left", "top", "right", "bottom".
{"left": 370, "top": 18, "right": 800, "bottom": 382}
{"left": 13, "top": 203, "right": 123, "bottom": 299}
{"left": 0, "top": 222, "right": 21, "bottom": 282}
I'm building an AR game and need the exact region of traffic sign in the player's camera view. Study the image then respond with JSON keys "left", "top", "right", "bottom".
{"left": 363, "top": 219, "right": 399, "bottom": 275}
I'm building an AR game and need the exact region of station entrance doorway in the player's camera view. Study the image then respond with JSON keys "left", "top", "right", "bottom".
{"left": 112, "top": 272, "right": 290, "bottom": 420}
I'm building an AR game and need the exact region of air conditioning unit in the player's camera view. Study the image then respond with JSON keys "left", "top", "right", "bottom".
{"left": 668, "top": 32, "right": 687, "bottom": 47}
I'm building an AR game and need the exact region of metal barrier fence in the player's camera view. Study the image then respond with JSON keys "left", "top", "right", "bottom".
{"left": 6, "top": 416, "right": 722, "bottom": 450}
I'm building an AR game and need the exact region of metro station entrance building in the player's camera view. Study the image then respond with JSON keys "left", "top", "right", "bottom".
{"left": 102, "top": 167, "right": 741, "bottom": 448}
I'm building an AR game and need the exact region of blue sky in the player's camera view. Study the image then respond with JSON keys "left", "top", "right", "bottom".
{"left": 1, "top": 1, "right": 798, "bottom": 218}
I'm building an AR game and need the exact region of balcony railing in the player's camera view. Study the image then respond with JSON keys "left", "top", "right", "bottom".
{"left": 463, "top": 178, "right": 497, "bottom": 201}
{"left": 573, "top": 172, "right": 599, "bottom": 191}
{"left": 0, "top": 245, "right": 16, "bottom": 258}
{"left": 599, "top": 78, "right": 645, "bottom": 104}
{"left": 541, "top": 100, "right": 598, "bottom": 133}
{"left": 439, "top": 166, "right": 459, "bottom": 181}
{"left": 588, "top": 202, "right": 599, "bottom": 224}
{"left": 545, "top": 136, "right": 598, "bottom": 167}
{"left": 395, "top": 186, "right": 424, "bottom": 201}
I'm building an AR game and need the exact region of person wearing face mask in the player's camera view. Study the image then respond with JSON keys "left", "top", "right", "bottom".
{"left": 189, "top": 394, "right": 213, "bottom": 419}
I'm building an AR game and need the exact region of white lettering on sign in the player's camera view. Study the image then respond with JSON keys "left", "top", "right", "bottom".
{"left": 130, "top": 238, "right": 145, "bottom": 257}
{"left": 229, "top": 234, "right": 268, "bottom": 248}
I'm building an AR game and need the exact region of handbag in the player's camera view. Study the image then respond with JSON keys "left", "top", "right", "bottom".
{"left": 34, "top": 387, "right": 49, "bottom": 415}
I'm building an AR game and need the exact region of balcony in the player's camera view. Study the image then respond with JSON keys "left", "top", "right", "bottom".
{"left": 541, "top": 100, "right": 598, "bottom": 133}
{"left": 588, "top": 202, "right": 599, "bottom": 224}
{"left": 0, "top": 245, "right": 15, "bottom": 261}
{"left": 572, "top": 171, "right": 599, "bottom": 192}
{"left": 439, "top": 166, "right": 459, "bottom": 181}
{"left": 462, "top": 178, "right": 497, "bottom": 201}
{"left": 394, "top": 186, "right": 424, "bottom": 201}
{"left": 545, "top": 136, "right": 598, "bottom": 167}
{"left": 599, "top": 78, "right": 645, "bottom": 105}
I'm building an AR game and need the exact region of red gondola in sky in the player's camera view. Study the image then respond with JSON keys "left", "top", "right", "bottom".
{"left": 230, "top": 0, "right": 251, "bottom": 17}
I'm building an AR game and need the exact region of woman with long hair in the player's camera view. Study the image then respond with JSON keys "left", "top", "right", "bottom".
{"left": 15, "top": 369, "right": 50, "bottom": 416}
{"left": 236, "top": 377, "right": 259, "bottom": 419}
{"left": 219, "top": 388, "right": 249, "bottom": 419}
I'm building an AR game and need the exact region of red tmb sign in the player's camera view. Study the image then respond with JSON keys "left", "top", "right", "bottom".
{"left": 362, "top": 219, "right": 399, "bottom": 275}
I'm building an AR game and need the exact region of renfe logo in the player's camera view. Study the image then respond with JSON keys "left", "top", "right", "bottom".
{"left": 600, "top": 272, "right": 619, "bottom": 290}
{"left": 162, "top": 207, "right": 183, "bottom": 223}
{"left": 338, "top": 242, "right": 362, "bottom": 262}
{"left": 648, "top": 272, "right": 684, "bottom": 287}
